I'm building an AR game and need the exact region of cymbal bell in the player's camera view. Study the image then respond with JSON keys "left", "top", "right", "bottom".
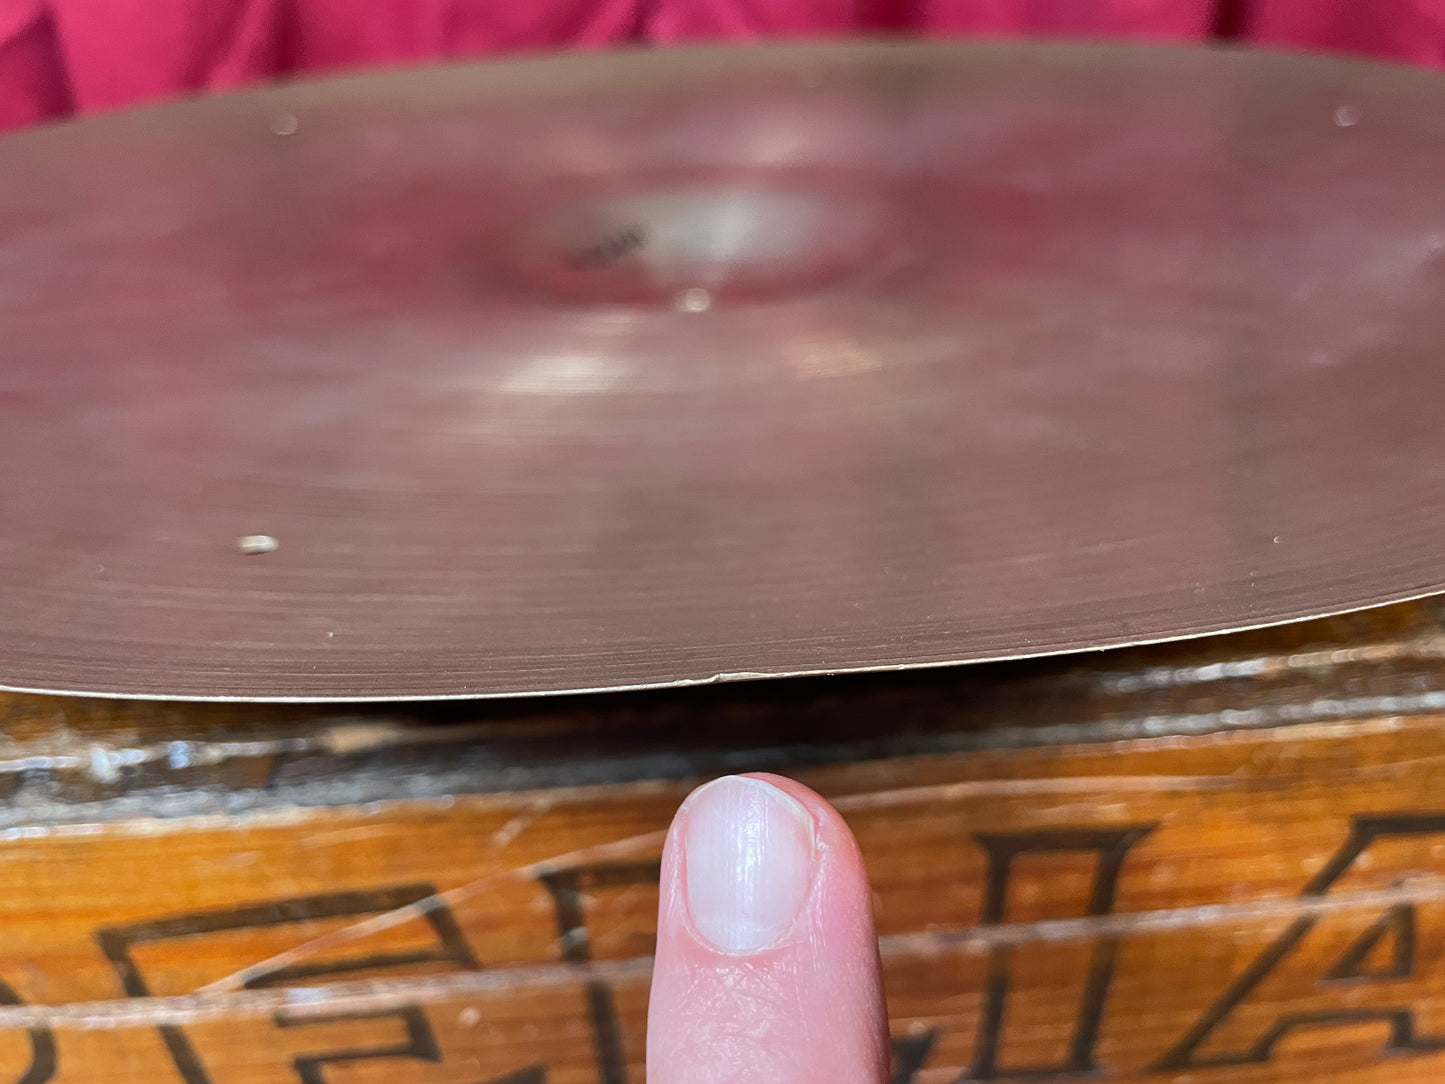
{"left": 2, "top": 40, "right": 1444, "bottom": 702}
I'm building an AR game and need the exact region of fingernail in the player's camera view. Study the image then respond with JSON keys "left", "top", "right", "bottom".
{"left": 682, "top": 775, "right": 816, "bottom": 954}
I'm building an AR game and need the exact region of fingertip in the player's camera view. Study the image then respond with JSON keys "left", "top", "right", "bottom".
{"left": 679, "top": 774, "right": 816, "bottom": 954}
{"left": 647, "top": 773, "right": 889, "bottom": 1084}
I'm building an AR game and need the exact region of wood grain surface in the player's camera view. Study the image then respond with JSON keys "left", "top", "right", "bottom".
{"left": 3, "top": 601, "right": 1445, "bottom": 1082}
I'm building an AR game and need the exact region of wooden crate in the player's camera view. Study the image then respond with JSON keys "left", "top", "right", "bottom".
{"left": 2, "top": 600, "right": 1444, "bottom": 1082}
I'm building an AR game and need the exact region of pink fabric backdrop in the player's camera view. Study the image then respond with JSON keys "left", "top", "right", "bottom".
{"left": 0, "top": 1, "right": 1442, "bottom": 131}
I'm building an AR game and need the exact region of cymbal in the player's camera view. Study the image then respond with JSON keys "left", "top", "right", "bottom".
{"left": 2, "top": 41, "right": 1445, "bottom": 702}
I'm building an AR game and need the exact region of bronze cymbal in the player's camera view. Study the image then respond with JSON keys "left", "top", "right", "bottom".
{"left": 1, "top": 41, "right": 1444, "bottom": 701}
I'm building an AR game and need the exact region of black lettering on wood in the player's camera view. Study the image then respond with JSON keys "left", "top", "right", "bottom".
{"left": 891, "top": 1030, "right": 937, "bottom": 1084}
{"left": 277, "top": 1006, "right": 441, "bottom": 1084}
{"left": 539, "top": 860, "right": 661, "bottom": 1084}
{"left": 0, "top": 980, "right": 54, "bottom": 1084}
{"left": 1245, "top": 1009, "right": 1444, "bottom": 1061}
{"left": 1157, "top": 814, "right": 1445, "bottom": 1069}
{"left": 964, "top": 826, "right": 1155, "bottom": 1081}
{"left": 1322, "top": 903, "right": 1414, "bottom": 984}
{"left": 96, "top": 884, "right": 479, "bottom": 1084}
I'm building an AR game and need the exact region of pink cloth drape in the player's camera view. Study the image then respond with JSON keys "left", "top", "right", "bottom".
{"left": 0, "top": 1, "right": 1441, "bottom": 131}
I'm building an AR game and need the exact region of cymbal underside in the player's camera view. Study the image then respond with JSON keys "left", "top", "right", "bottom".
{"left": 1, "top": 42, "right": 1444, "bottom": 700}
